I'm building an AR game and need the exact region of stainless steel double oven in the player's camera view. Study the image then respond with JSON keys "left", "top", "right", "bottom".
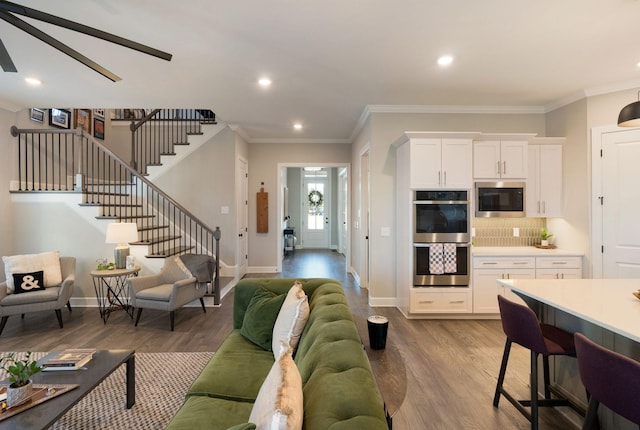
{"left": 413, "top": 190, "right": 471, "bottom": 287}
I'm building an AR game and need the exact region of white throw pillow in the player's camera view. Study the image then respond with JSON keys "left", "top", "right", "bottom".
{"left": 3, "top": 251, "right": 62, "bottom": 293}
{"left": 249, "top": 349, "right": 303, "bottom": 430}
{"left": 271, "top": 281, "right": 310, "bottom": 358}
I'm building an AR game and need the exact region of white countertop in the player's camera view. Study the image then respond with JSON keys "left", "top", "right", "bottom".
{"left": 498, "top": 278, "right": 640, "bottom": 343}
{"left": 472, "top": 246, "right": 583, "bottom": 257}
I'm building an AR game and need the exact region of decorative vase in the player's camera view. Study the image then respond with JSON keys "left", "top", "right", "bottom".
{"left": 541, "top": 239, "right": 549, "bottom": 247}
{"left": 6, "top": 380, "right": 33, "bottom": 408}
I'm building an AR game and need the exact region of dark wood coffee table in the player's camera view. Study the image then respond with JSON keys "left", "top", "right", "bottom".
{"left": 0, "top": 349, "right": 135, "bottom": 429}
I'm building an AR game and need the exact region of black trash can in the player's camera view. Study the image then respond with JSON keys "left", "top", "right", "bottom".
{"left": 367, "top": 315, "right": 389, "bottom": 350}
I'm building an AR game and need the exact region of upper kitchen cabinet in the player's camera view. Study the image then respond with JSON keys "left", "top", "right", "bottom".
{"left": 526, "top": 138, "right": 564, "bottom": 217}
{"left": 393, "top": 132, "right": 478, "bottom": 189}
{"left": 473, "top": 135, "right": 534, "bottom": 180}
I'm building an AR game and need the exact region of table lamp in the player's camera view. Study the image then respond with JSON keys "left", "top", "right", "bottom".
{"left": 105, "top": 223, "right": 138, "bottom": 269}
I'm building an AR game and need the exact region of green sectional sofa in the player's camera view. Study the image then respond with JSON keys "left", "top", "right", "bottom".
{"left": 166, "top": 278, "right": 389, "bottom": 430}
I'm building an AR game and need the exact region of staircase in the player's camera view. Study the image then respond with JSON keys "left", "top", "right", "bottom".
{"left": 10, "top": 109, "right": 226, "bottom": 303}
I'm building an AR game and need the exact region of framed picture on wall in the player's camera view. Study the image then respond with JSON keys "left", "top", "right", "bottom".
{"left": 94, "top": 118, "right": 105, "bottom": 140}
{"left": 74, "top": 108, "right": 92, "bottom": 134}
{"left": 30, "top": 108, "right": 45, "bottom": 123}
{"left": 49, "top": 109, "right": 71, "bottom": 129}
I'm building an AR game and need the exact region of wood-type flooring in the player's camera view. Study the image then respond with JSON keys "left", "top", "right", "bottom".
{"left": 0, "top": 249, "right": 580, "bottom": 429}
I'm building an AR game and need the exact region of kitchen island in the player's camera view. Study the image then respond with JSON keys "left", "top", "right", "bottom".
{"left": 498, "top": 278, "right": 640, "bottom": 429}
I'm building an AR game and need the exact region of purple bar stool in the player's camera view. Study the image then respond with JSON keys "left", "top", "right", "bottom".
{"left": 574, "top": 333, "right": 640, "bottom": 429}
{"left": 494, "top": 295, "right": 578, "bottom": 430}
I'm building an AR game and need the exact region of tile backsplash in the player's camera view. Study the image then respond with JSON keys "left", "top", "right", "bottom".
{"left": 472, "top": 218, "right": 546, "bottom": 247}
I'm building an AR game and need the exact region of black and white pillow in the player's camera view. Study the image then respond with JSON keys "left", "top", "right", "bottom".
{"left": 12, "top": 271, "right": 46, "bottom": 294}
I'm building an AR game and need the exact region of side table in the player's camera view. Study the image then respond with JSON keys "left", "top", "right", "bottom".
{"left": 90, "top": 266, "right": 140, "bottom": 324}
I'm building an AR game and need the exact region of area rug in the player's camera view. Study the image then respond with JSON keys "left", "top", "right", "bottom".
{"left": 1, "top": 351, "right": 214, "bottom": 429}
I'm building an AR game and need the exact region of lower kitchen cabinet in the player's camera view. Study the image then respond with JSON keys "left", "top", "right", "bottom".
{"left": 472, "top": 254, "right": 583, "bottom": 313}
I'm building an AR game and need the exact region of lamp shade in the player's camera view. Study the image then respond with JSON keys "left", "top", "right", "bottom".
{"left": 105, "top": 223, "right": 138, "bottom": 244}
{"left": 617, "top": 100, "right": 640, "bottom": 127}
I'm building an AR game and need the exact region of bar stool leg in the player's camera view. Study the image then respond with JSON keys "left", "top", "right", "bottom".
{"left": 583, "top": 397, "right": 599, "bottom": 430}
{"left": 493, "top": 339, "right": 512, "bottom": 407}
{"left": 530, "top": 351, "right": 539, "bottom": 430}
{"left": 543, "top": 355, "right": 551, "bottom": 399}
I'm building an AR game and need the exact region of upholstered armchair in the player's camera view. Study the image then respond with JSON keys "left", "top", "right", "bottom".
{"left": 0, "top": 255, "right": 76, "bottom": 336}
{"left": 128, "top": 257, "right": 206, "bottom": 331}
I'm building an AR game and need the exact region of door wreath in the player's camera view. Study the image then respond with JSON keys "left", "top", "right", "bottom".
{"left": 308, "top": 190, "right": 324, "bottom": 208}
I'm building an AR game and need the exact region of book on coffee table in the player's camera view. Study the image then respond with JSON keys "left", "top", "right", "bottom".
{"left": 41, "top": 349, "right": 96, "bottom": 371}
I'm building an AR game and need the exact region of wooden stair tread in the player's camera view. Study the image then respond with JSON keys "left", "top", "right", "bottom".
{"left": 131, "top": 235, "right": 181, "bottom": 245}
{"left": 137, "top": 225, "right": 169, "bottom": 232}
{"left": 97, "top": 215, "right": 155, "bottom": 220}
{"left": 146, "top": 245, "right": 194, "bottom": 258}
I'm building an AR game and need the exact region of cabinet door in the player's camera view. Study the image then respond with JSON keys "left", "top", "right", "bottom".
{"left": 410, "top": 139, "right": 442, "bottom": 188}
{"left": 473, "top": 141, "right": 501, "bottom": 179}
{"left": 441, "top": 139, "right": 472, "bottom": 188}
{"left": 472, "top": 269, "right": 505, "bottom": 313}
{"left": 538, "top": 145, "right": 562, "bottom": 217}
{"left": 526, "top": 145, "right": 541, "bottom": 216}
{"left": 500, "top": 141, "right": 528, "bottom": 178}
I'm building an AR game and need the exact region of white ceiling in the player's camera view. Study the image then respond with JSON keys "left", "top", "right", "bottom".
{"left": 2, "top": 0, "right": 640, "bottom": 142}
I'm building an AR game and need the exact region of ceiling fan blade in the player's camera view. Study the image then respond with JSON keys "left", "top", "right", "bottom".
{"left": 0, "top": 0, "right": 172, "bottom": 62}
{"left": 0, "top": 10, "right": 121, "bottom": 81}
{"left": 0, "top": 37, "right": 17, "bottom": 72}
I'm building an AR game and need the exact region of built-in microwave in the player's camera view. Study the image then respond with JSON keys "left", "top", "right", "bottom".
{"left": 475, "top": 181, "right": 526, "bottom": 218}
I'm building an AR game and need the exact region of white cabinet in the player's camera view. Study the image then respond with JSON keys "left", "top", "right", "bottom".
{"left": 410, "top": 287, "right": 472, "bottom": 314}
{"left": 472, "top": 257, "right": 535, "bottom": 313}
{"left": 535, "top": 256, "right": 582, "bottom": 279}
{"left": 409, "top": 138, "right": 473, "bottom": 189}
{"left": 472, "top": 254, "right": 583, "bottom": 314}
{"left": 526, "top": 143, "right": 563, "bottom": 217}
{"left": 474, "top": 140, "right": 528, "bottom": 179}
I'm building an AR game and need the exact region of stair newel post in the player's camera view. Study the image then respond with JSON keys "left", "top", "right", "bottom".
{"left": 129, "top": 121, "right": 137, "bottom": 172}
{"left": 214, "top": 226, "right": 221, "bottom": 305}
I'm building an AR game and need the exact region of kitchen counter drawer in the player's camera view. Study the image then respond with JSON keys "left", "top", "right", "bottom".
{"left": 473, "top": 256, "right": 535, "bottom": 269}
{"left": 410, "top": 288, "right": 472, "bottom": 313}
{"left": 535, "top": 256, "right": 582, "bottom": 269}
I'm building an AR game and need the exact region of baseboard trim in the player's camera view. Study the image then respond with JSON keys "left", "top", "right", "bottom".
{"left": 369, "top": 297, "right": 397, "bottom": 307}
{"left": 247, "top": 266, "right": 279, "bottom": 273}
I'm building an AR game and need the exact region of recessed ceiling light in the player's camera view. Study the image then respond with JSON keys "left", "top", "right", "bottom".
{"left": 25, "top": 77, "right": 41, "bottom": 86}
{"left": 437, "top": 55, "right": 454, "bottom": 66}
{"left": 293, "top": 123, "right": 303, "bottom": 131}
{"left": 258, "top": 77, "right": 272, "bottom": 88}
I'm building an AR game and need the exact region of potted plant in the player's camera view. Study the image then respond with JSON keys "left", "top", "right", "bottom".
{"left": 0, "top": 352, "right": 42, "bottom": 407}
{"left": 540, "top": 227, "right": 553, "bottom": 247}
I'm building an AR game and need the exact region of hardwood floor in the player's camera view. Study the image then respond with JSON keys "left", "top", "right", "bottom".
{"left": 0, "top": 250, "right": 579, "bottom": 429}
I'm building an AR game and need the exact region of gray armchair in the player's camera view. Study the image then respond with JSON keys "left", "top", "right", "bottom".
{"left": 128, "top": 257, "right": 206, "bottom": 331}
{"left": 0, "top": 256, "right": 76, "bottom": 336}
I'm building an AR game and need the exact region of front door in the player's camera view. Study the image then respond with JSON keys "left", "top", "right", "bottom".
{"left": 302, "top": 169, "right": 330, "bottom": 249}
{"left": 237, "top": 158, "right": 248, "bottom": 278}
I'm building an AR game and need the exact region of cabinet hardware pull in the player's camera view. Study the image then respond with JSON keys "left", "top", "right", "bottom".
{"left": 438, "top": 171, "right": 441, "bottom": 185}
{"left": 419, "top": 300, "right": 434, "bottom": 304}
{"left": 496, "top": 161, "right": 500, "bottom": 175}
{"left": 538, "top": 201, "right": 541, "bottom": 213}
{"left": 561, "top": 273, "right": 564, "bottom": 279}
{"left": 552, "top": 262, "right": 567, "bottom": 265}
{"left": 482, "top": 262, "right": 498, "bottom": 265}
{"left": 444, "top": 171, "right": 447, "bottom": 185}
{"left": 450, "top": 300, "right": 464, "bottom": 304}
{"left": 555, "top": 273, "right": 559, "bottom": 279}
{"left": 503, "top": 161, "right": 506, "bottom": 175}
{"left": 513, "top": 262, "right": 528, "bottom": 265}
{"left": 506, "top": 273, "right": 510, "bottom": 279}
{"left": 542, "top": 201, "right": 546, "bottom": 213}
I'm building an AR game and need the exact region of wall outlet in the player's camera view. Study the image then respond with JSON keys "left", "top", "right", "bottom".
{"left": 513, "top": 227, "right": 520, "bottom": 237}
{"left": 221, "top": 206, "right": 229, "bottom": 214}
{"left": 472, "top": 227, "right": 476, "bottom": 237}
{"left": 381, "top": 227, "right": 391, "bottom": 237}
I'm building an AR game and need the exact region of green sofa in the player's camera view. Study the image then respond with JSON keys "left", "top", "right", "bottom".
{"left": 166, "top": 278, "right": 389, "bottom": 430}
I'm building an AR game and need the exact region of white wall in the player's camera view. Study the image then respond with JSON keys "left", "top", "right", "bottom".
{"left": 0, "top": 109, "right": 16, "bottom": 280}
{"left": 247, "top": 142, "right": 351, "bottom": 270}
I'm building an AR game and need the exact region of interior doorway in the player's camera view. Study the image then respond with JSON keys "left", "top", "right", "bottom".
{"left": 277, "top": 163, "right": 350, "bottom": 273}
{"left": 359, "top": 148, "right": 370, "bottom": 289}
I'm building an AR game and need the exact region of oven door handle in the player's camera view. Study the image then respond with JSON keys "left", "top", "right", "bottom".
{"left": 413, "top": 200, "right": 470, "bottom": 205}
{"left": 413, "top": 243, "right": 471, "bottom": 248}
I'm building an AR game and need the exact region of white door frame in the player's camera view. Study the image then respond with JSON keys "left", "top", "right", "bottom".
{"left": 338, "top": 167, "right": 348, "bottom": 255}
{"left": 359, "top": 145, "right": 370, "bottom": 289}
{"left": 236, "top": 156, "right": 249, "bottom": 279}
{"left": 301, "top": 171, "right": 331, "bottom": 249}
{"left": 276, "top": 162, "right": 350, "bottom": 273}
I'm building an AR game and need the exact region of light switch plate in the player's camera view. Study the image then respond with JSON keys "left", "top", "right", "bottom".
{"left": 513, "top": 227, "right": 519, "bottom": 237}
